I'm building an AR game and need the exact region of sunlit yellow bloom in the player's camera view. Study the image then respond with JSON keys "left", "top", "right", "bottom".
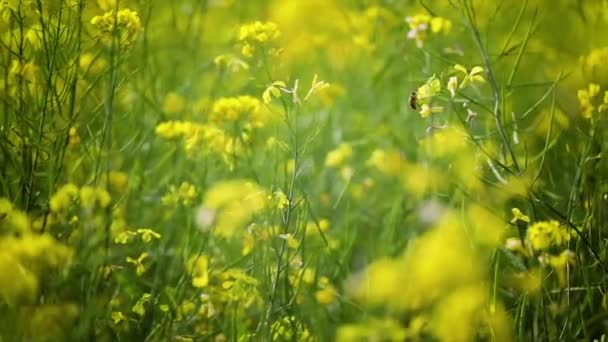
{"left": 578, "top": 83, "right": 601, "bottom": 118}
{"left": 237, "top": 21, "right": 281, "bottom": 58}
{"left": 188, "top": 255, "right": 209, "bottom": 288}
{"left": 91, "top": 9, "right": 142, "bottom": 49}
{"left": 113, "top": 230, "right": 136, "bottom": 244}
{"left": 527, "top": 220, "right": 573, "bottom": 251}
{"left": 416, "top": 75, "right": 441, "bottom": 105}
{"left": 454, "top": 64, "right": 486, "bottom": 88}
{"left": 198, "top": 180, "right": 268, "bottom": 237}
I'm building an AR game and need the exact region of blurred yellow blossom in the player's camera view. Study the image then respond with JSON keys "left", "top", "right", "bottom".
{"left": 527, "top": 220, "right": 573, "bottom": 251}
{"left": 325, "top": 143, "right": 352, "bottom": 168}
{"left": 197, "top": 180, "right": 268, "bottom": 237}
{"left": 163, "top": 92, "right": 186, "bottom": 115}
{"left": 90, "top": 9, "right": 142, "bottom": 49}
{"left": 406, "top": 14, "right": 451, "bottom": 48}
{"left": 188, "top": 255, "right": 209, "bottom": 288}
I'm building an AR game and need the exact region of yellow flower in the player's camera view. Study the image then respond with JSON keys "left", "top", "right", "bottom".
{"left": 263, "top": 81, "right": 287, "bottom": 104}
{"left": 109, "top": 171, "right": 128, "bottom": 191}
{"left": 126, "top": 252, "right": 149, "bottom": 276}
{"left": 113, "top": 230, "right": 136, "bottom": 244}
{"left": 315, "top": 276, "right": 337, "bottom": 305}
{"left": 111, "top": 311, "right": 127, "bottom": 325}
{"left": 91, "top": 8, "right": 142, "bottom": 49}
{"left": 49, "top": 184, "right": 79, "bottom": 213}
{"left": 198, "top": 180, "right": 268, "bottom": 238}
{"left": 188, "top": 255, "right": 209, "bottom": 288}
{"left": 527, "top": 220, "right": 572, "bottom": 251}
{"left": 454, "top": 65, "right": 485, "bottom": 88}
{"left": 162, "top": 92, "right": 185, "bottom": 115}
{"left": 416, "top": 75, "right": 441, "bottom": 104}
{"left": 578, "top": 83, "right": 601, "bottom": 118}
{"left": 132, "top": 293, "right": 151, "bottom": 317}
{"left": 136, "top": 228, "right": 161, "bottom": 243}
{"left": 278, "top": 233, "right": 299, "bottom": 249}
{"left": 214, "top": 54, "right": 249, "bottom": 72}
{"left": 405, "top": 14, "right": 451, "bottom": 48}
{"left": 419, "top": 103, "right": 444, "bottom": 118}
{"left": 510, "top": 208, "right": 530, "bottom": 224}
{"left": 447, "top": 76, "right": 458, "bottom": 97}
{"left": 271, "top": 190, "right": 290, "bottom": 209}
{"left": 79, "top": 186, "right": 111, "bottom": 209}
{"left": 237, "top": 21, "right": 281, "bottom": 57}
{"left": 325, "top": 143, "right": 353, "bottom": 168}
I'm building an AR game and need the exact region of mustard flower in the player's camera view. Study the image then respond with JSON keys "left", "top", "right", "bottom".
{"left": 405, "top": 14, "right": 451, "bottom": 48}
{"left": 263, "top": 81, "right": 287, "bottom": 104}
{"left": 90, "top": 9, "right": 142, "bottom": 49}
{"left": 162, "top": 92, "right": 185, "bottom": 115}
{"left": 132, "top": 293, "right": 151, "bottom": 317}
{"left": 198, "top": 180, "right": 268, "bottom": 238}
{"left": 325, "top": 143, "right": 353, "bottom": 168}
{"left": 527, "top": 220, "right": 572, "bottom": 251}
{"left": 188, "top": 255, "right": 209, "bottom": 288}
{"left": 578, "top": 83, "right": 601, "bottom": 118}
{"left": 126, "top": 252, "right": 149, "bottom": 276}
{"left": 419, "top": 103, "right": 444, "bottom": 118}
{"left": 49, "top": 184, "right": 79, "bottom": 213}
{"left": 271, "top": 190, "right": 289, "bottom": 209}
{"left": 113, "top": 230, "right": 136, "bottom": 244}
{"left": 213, "top": 53, "right": 249, "bottom": 72}
{"left": 278, "top": 233, "right": 299, "bottom": 249}
{"left": 454, "top": 64, "right": 485, "bottom": 89}
{"left": 111, "top": 311, "right": 127, "bottom": 325}
{"left": 237, "top": 21, "right": 281, "bottom": 57}
{"left": 510, "top": 208, "right": 530, "bottom": 224}
{"left": 416, "top": 75, "right": 441, "bottom": 104}
{"left": 136, "top": 228, "right": 161, "bottom": 243}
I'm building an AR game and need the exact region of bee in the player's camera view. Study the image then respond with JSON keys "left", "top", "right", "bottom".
{"left": 408, "top": 91, "right": 418, "bottom": 110}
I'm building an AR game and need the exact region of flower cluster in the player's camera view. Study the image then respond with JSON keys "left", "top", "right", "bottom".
{"left": 90, "top": 9, "right": 142, "bottom": 49}
{"left": 405, "top": 13, "right": 452, "bottom": 48}
{"left": 577, "top": 82, "right": 608, "bottom": 118}
{"left": 238, "top": 21, "right": 281, "bottom": 58}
